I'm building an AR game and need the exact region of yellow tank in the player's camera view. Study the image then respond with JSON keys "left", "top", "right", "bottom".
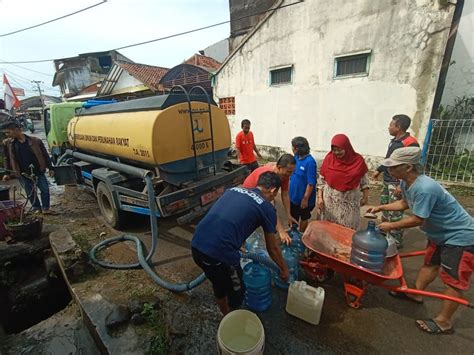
{"left": 67, "top": 96, "right": 231, "bottom": 184}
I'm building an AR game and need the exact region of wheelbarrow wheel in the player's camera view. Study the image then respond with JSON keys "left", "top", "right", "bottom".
{"left": 302, "top": 265, "right": 335, "bottom": 282}
{"left": 314, "top": 269, "right": 335, "bottom": 282}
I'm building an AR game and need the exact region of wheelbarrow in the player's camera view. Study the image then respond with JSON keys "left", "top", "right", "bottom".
{"left": 300, "top": 220, "right": 473, "bottom": 309}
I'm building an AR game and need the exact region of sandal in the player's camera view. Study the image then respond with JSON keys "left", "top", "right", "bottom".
{"left": 388, "top": 290, "right": 423, "bottom": 304}
{"left": 416, "top": 319, "right": 454, "bottom": 335}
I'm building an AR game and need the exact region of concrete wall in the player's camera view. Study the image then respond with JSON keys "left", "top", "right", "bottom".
{"left": 63, "top": 67, "right": 89, "bottom": 96}
{"left": 215, "top": 0, "right": 456, "bottom": 166}
{"left": 441, "top": 0, "right": 474, "bottom": 107}
{"left": 229, "top": 0, "right": 277, "bottom": 37}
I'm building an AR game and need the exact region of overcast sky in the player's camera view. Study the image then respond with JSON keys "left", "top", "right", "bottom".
{"left": 0, "top": 0, "right": 230, "bottom": 98}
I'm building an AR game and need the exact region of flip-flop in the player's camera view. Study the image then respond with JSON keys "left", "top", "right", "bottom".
{"left": 388, "top": 290, "right": 424, "bottom": 304}
{"left": 416, "top": 319, "right": 454, "bottom": 335}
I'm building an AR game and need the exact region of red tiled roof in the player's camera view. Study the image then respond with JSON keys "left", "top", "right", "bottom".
{"left": 116, "top": 61, "right": 169, "bottom": 91}
{"left": 78, "top": 82, "right": 101, "bottom": 94}
{"left": 184, "top": 54, "right": 221, "bottom": 71}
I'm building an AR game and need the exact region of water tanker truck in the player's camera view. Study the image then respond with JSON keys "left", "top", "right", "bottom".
{"left": 53, "top": 86, "right": 248, "bottom": 227}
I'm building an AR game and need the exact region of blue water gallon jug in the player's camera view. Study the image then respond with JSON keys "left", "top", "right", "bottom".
{"left": 245, "top": 231, "right": 268, "bottom": 256}
{"left": 274, "top": 245, "right": 299, "bottom": 289}
{"left": 350, "top": 221, "right": 388, "bottom": 274}
{"left": 288, "top": 224, "right": 305, "bottom": 256}
{"left": 243, "top": 261, "right": 272, "bottom": 312}
{"left": 242, "top": 231, "right": 268, "bottom": 269}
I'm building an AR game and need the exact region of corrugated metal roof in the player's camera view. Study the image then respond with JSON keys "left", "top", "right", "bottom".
{"left": 97, "top": 64, "right": 123, "bottom": 96}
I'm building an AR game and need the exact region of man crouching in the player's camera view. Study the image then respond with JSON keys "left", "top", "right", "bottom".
{"left": 191, "top": 171, "right": 289, "bottom": 315}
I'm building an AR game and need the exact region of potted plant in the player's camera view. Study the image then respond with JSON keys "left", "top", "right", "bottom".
{"left": 4, "top": 170, "right": 43, "bottom": 242}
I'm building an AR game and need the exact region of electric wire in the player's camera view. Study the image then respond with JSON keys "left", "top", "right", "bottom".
{"left": 2, "top": 69, "right": 34, "bottom": 83}
{"left": 1, "top": 69, "right": 60, "bottom": 96}
{"left": 4, "top": 75, "right": 26, "bottom": 90}
{"left": 0, "top": 1, "right": 108, "bottom": 38}
{"left": 2, "top": 69, "right": 58, "bottom": 91}
{"left": 0, "top": 1, "right": 303, "bottom": 64}
{"left": 0, "top": 59, "right": 53, "bottom": 77}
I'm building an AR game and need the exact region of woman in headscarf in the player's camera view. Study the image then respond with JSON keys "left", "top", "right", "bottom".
{"left": 317, "top": 134, "right": 369, "bottom": 230}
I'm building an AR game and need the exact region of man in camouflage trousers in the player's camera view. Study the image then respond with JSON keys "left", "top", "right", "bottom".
{"left": 374, "top": 115, "right": 419, "bottom": 248}
{"left": 380, "top": 183, "right": 404, "bottom": 245}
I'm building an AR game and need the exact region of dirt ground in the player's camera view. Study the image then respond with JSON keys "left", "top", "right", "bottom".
{"left": 8, "top": 123, "right": 474, "bottom": 354}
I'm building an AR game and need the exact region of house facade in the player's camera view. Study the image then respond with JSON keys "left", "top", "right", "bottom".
{"left": 52, "top": 51, "right": 131, "bottom": 99}
{"left": 96, "top": 61, "right": 168, "bottom": 99}
{"left": 214, "top": 0, "right": 459, "bottom": 165}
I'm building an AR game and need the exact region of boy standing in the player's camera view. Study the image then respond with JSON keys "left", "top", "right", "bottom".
{"left": 235, "top": 119, "right": 262, "bottom": 173}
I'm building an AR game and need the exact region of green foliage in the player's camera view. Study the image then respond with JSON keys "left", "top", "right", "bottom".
{"left": 71, "top": 231, "right": 93, "bottom": 253}
{"left": 141, "top": 303, "right": 168, "bottom": 355}
{"left": 430, "top": 148, "right": 474, "bottom": 180}
{"left": 427, "top": 97, "right": 473, "bottom": 182}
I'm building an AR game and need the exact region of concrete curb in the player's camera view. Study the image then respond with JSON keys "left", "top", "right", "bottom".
{"left": 49, "top": 228, "right": 144, "bottom": 355}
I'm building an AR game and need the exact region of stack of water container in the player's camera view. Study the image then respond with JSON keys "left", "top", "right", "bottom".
{"left": 242, "top": 231, "right": 273, "bottom": 312}
{"left": 273, "top": 224, "right": 305, "bottom": 289}
{"left": 243, "top": 226, "right": 306, "bottom": 312}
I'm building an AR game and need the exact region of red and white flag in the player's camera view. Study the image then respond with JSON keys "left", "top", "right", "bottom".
{"left": 3, "top": 74, "right": 21, "bottom": 110}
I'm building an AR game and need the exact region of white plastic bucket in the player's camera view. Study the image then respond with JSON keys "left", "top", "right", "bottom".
{"left": 217, "top": 310, "right": 265, "bottom": 355}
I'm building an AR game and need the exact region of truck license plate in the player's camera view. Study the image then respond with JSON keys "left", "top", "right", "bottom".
{"left": 200, "top": 187, "right": 224, "bottom": 205}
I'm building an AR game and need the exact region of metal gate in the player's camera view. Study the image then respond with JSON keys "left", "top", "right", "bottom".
{"left": 423, "top": 97, "right": 474, "bottom": 185}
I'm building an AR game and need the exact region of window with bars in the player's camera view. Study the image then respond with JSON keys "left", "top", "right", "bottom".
{"left": 335, "top": 53, "right": 370, "bottom": 78}
{"left": 270, "top": 66, "right": 293, "bottom": 85}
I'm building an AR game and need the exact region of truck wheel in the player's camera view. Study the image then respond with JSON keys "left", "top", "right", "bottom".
{"left": 96, "top": 182, "right": 122, "bottom": 229}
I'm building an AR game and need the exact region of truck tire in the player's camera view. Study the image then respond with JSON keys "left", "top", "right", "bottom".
{"left": 96, "top": 182, "right": 122, "bottom": 229}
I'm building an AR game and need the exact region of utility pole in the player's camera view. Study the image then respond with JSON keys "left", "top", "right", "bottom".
{"left": 31, "top": 80, "right": 45, "bottom": 110}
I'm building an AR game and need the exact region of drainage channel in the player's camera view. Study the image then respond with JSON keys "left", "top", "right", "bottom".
{"left": 0, "top": 225, "right": 98, "bottom": 353}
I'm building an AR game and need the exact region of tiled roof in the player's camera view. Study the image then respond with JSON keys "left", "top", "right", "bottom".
{"left": 184, "top": 54, "right": 221, "bottom": 71}
{"left": 78, "top": 82, "right": 101, "bottom": 94}
{"left": 116, "top": 61, "right": 169, "bottom": 91}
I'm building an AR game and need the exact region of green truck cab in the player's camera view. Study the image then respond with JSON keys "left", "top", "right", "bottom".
{"left": 44, "top": 102, "right": 82, "bottom": 163}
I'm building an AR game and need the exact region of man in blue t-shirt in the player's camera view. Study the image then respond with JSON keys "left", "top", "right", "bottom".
{"left": 369, "top": 147, "right": 474, "bottom": 335}
{"left": 191, "top": 172, "right": 289, "bottom": 315}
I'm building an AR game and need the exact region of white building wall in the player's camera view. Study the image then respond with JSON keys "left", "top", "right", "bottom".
{"left": 215, "top": 0, "right": 455, "bottom": 165}
{"left": 441, "top": 0, "right": 474, "bottom": 107}
{"left": 113, "top": 71, "right": 145, "bottom": 93}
